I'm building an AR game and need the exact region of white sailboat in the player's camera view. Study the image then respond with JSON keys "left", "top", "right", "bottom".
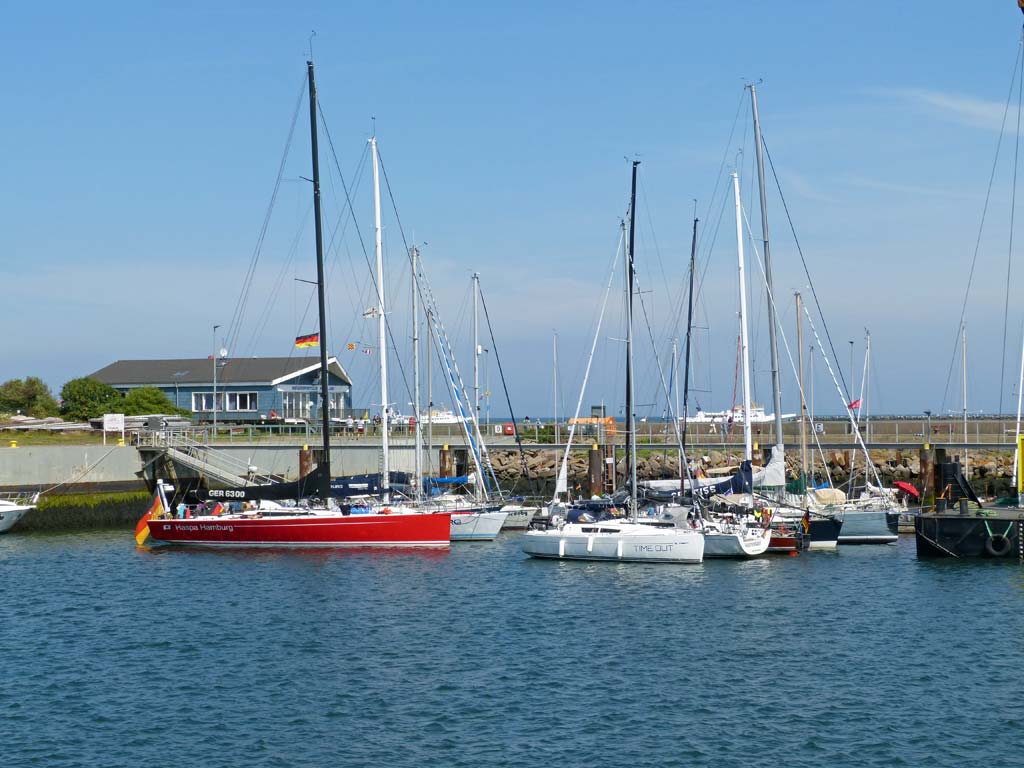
{"left": 701, "top": 171, "right": 772, "bottom": 558}
{"left": 522, "top": 161, "right": 704, "bottom": 564}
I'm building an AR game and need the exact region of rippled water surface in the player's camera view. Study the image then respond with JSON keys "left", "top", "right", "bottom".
{"left": 3, "top": 531, "right": 1024, "bottom": 767}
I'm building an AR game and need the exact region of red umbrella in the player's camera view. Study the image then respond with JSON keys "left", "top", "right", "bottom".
{"left": 893, "top": 480, "right": 919, "bottom": 499}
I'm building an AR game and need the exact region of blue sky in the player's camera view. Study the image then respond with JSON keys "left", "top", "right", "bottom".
{"left": 4, "top": 1, "right": 1024, "bottom": 418}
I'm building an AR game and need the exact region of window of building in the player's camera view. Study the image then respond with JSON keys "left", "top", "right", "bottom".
{"left": 192, "top": 392, "right": 223, "bottom": 412}
{"left": 226, "top": 392, "right": 258, "bottom": 412}
{"left": 282, "top": 391, "right": 311, "bottom": 420}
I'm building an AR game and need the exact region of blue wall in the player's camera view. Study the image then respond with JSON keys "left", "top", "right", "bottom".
{"left": 112, "top": 369, "right": 352, "bottom": 423}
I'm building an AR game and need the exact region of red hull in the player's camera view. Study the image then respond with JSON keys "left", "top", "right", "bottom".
{"left": 147, "top": 512, "right": 451, "bottom": 548}
{"left": 768, "top": 534, "right": 798, "bottom": 552}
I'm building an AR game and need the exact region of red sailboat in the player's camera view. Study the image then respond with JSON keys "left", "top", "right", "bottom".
{"left": 136, "top": 61, "right": 450, "bottom": 549}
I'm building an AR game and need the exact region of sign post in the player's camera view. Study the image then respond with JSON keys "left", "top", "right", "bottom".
{"left": 102, "top": 413, "right": 125, "bottom": 446}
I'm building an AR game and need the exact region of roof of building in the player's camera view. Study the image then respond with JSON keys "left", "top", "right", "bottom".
{"left": 89, "top": 357, "right": 352, "bottom": 387}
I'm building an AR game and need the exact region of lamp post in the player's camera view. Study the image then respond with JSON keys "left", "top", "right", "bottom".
{"left": 172, "top": 370, "right": 187, "bottom": 410}
{"left": 924, "top": 410, "right": 932, "bottom": 444}
{"left": 212, "top": 324, "right": 220, "bottom": 438}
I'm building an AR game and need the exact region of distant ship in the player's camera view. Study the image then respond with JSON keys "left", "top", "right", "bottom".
{"left": 683, "top": 404, "right": 795, "bottom": 425}
{"left": 418, "top": 407, "right": 464, "bottom": 425}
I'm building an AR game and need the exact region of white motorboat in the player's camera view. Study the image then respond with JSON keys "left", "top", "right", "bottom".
{"left": 0, "top": 493, "right": 39, "bottom": 534}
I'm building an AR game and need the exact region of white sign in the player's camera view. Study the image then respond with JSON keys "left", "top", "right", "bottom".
{"left": 493, "top": 425, "right": 502, "bottom": 435}
{"left": 278, "top": 385, "right": 346, "bottom": 393}
{"left": 103, "top": 413, "right": 125, "bottom": 432}
{"left": 814, "top": 422, "right": 824, "bottom": 434}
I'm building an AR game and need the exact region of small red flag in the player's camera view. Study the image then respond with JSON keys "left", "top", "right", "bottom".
{"left": 847, "top": 398, "right": 861, "bottom": 410}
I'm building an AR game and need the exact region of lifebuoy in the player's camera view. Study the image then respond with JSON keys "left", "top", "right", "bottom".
{"left": 985, "top": 534, "right": 1013, "bottom": 557}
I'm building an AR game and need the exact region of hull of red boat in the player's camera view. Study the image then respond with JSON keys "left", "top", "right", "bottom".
{"left": 147, "top": 512, "right": 451, "bottom": 547}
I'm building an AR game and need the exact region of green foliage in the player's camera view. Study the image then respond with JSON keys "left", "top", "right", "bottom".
{"left": 121, "top": 386, "right": 189, "bottom": 416}
{"left": 0, "top": 377, "right": 60, "bottom": 417}
{"left": 59, "top": 377, "right": 123, "bottom": 421}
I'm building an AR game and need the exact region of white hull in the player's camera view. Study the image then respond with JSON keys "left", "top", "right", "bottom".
{"left": 0, "top": 503, "right": 32, "bottom": 533}
{"left": 522, "top": 521, "right": 704, "bottom": 563}
{"left": 703, "top": 527, "right": 772, "bottom": 558}
{"left": 450, "top": 510, "right": 508, "bottom": 541}
{"left": 498, "top": 504, "right": 538, "bottom": 530}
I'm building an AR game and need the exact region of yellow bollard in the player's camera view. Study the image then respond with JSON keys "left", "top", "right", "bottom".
{"left": 117, "top": 438, "right": 125, "bottom": 447}
{"left": 9, "top": 440, "right": 16, "bottom": 448}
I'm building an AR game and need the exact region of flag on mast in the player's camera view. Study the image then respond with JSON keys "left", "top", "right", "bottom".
{"left": 847, "top": 398, "right": 861, "bottom": 410}
{"left": 295, "top": 332, "right": 320, "bottom": 348}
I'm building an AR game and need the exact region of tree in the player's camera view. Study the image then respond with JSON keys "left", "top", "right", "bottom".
{"left": 60, "top": 378, "right": 123, "bottom": 421}
{"left": 121, "top": 386, "right": 188, "bottom": 416}
{"left": 0, "top": 377, "right": 60, "bottom": 417}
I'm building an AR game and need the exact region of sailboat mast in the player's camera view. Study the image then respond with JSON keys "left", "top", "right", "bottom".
{"left": 371, "top": 136, "right": 390, "bottom": 497}
{"left": 473, "top": 272, "right": 480, "bottom": 421}
{"left": 412, "top": 246, "right": 422, "bottom": 501}
{"left": 682, "top": 216, "right": 698, "bottom": 453}
{"left": 627, "top": 160, "right": 640, "bottom": 519}
{"left": 553, "top": 331, "right": 559, "bottom": 444}
{"left": 749, "top": 84, "right": 784, "bottom": 450}
{"left": 962, "top": 324, "right": 968, "bottom": 472}
{"left": 427, "top": 308, "right": 434, "bottom": 474}
{"left": 809, "top": 344, "right": 815, "bottom": 482}
{"left": 1014, "top": 330, "right": 1024, "bottom": 499}
{"left": 732, "top": 172, "right": 754, "bottom": 464}
{"left": 797, "top": 292, "right": 808, "bottom": 488}
{"left": 307, "top": 60, "right": 332, "bottom": 503}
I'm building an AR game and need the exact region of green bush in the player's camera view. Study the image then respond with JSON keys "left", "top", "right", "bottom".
{"left": 0, "top": 377, "right": 60, "bottom": 417}
{"left": 60, "top": 377, "right": 123, "bottom": 421}
{"left": 121, "top": 386, "right": 189, "bottom": 416}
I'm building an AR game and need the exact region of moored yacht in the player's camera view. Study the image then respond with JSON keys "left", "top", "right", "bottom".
{"left": 0, "top": 493, "right": 38, "bottom": 534}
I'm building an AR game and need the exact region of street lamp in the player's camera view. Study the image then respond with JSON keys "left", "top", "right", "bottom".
{"left": 172, "top": 370, "right": 188, "bottom": 410}
{"left": 924, "top": 410, "right": 932, "bottom": 443}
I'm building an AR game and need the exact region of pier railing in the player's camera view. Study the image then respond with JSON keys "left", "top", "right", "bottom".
{"left": 128, "top": 419, "right": 1024, "bottom": 452}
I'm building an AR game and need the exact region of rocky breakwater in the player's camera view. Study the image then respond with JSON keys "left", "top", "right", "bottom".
{"left": 487, "top": 447, "right": 1018, "bottom": 497}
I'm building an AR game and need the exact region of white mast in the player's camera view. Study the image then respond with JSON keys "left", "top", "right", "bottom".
{"left": 1014, "top": 328, "right": 1024, "bottom": 498}
{"left": 371, "top": 136, "right": 389, "bottom": 498}
{"left": 553, "top": 331, "right": 559, "bottom": 444}
{"left": 962, "top": 323, "right": 968, "bottom": 474}
{"left": 809, "top": 344, "right": 815, "bottom": 482}
{"left": 864, "top": 330, "right": 872, "bottom": 444}
{"left": 473, "top": 272, "right": 480, "bottom": 422}
{"left": 411, "top": 245, "right": 422, "bottom": 501}
{"left": 732, "top": 171, "right": 754, "bottom": 466}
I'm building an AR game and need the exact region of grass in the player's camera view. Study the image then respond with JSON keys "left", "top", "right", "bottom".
{"left": 0, "top": 429, "right": 106, "bottom": 446}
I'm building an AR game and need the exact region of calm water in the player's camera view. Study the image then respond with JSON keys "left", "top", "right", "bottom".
{"left": 3, "top": 530, "right": 1024, "bottom": 767}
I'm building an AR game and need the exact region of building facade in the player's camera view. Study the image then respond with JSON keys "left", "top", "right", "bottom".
{"left": 89, "top": 357, "right": 353, "bottom": 424}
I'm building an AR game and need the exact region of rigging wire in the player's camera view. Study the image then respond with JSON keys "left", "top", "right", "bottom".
{"left": 760, "top": 136, "right": 853, "bottom": 402}
{"left": 478, "top": 287, "right": 537, "bottom": 496}
{"left": 999, "top": 32, "right": 1024, "bottom": 416}
{"left": 940, "top": 31, "right": 1024, "bottom": 414}
{"left": 225, "top": 73, "right": 307, "bottom": 357}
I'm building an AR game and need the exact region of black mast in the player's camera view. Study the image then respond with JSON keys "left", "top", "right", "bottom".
{"left": 681, "top": 216, "right": 698, "bottom": 455}
{"left": 308, "top": 60, "right": 332, "bottom": 502}
{"left": 625, "top": 161, "right": 639, "bottom": 511}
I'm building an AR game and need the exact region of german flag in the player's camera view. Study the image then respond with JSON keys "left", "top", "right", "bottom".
{"left": 295, "top": 332, "right": 319, "bottom": 348}
{"left": 134, "top": 488, "right": 166, "bottom": 546}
